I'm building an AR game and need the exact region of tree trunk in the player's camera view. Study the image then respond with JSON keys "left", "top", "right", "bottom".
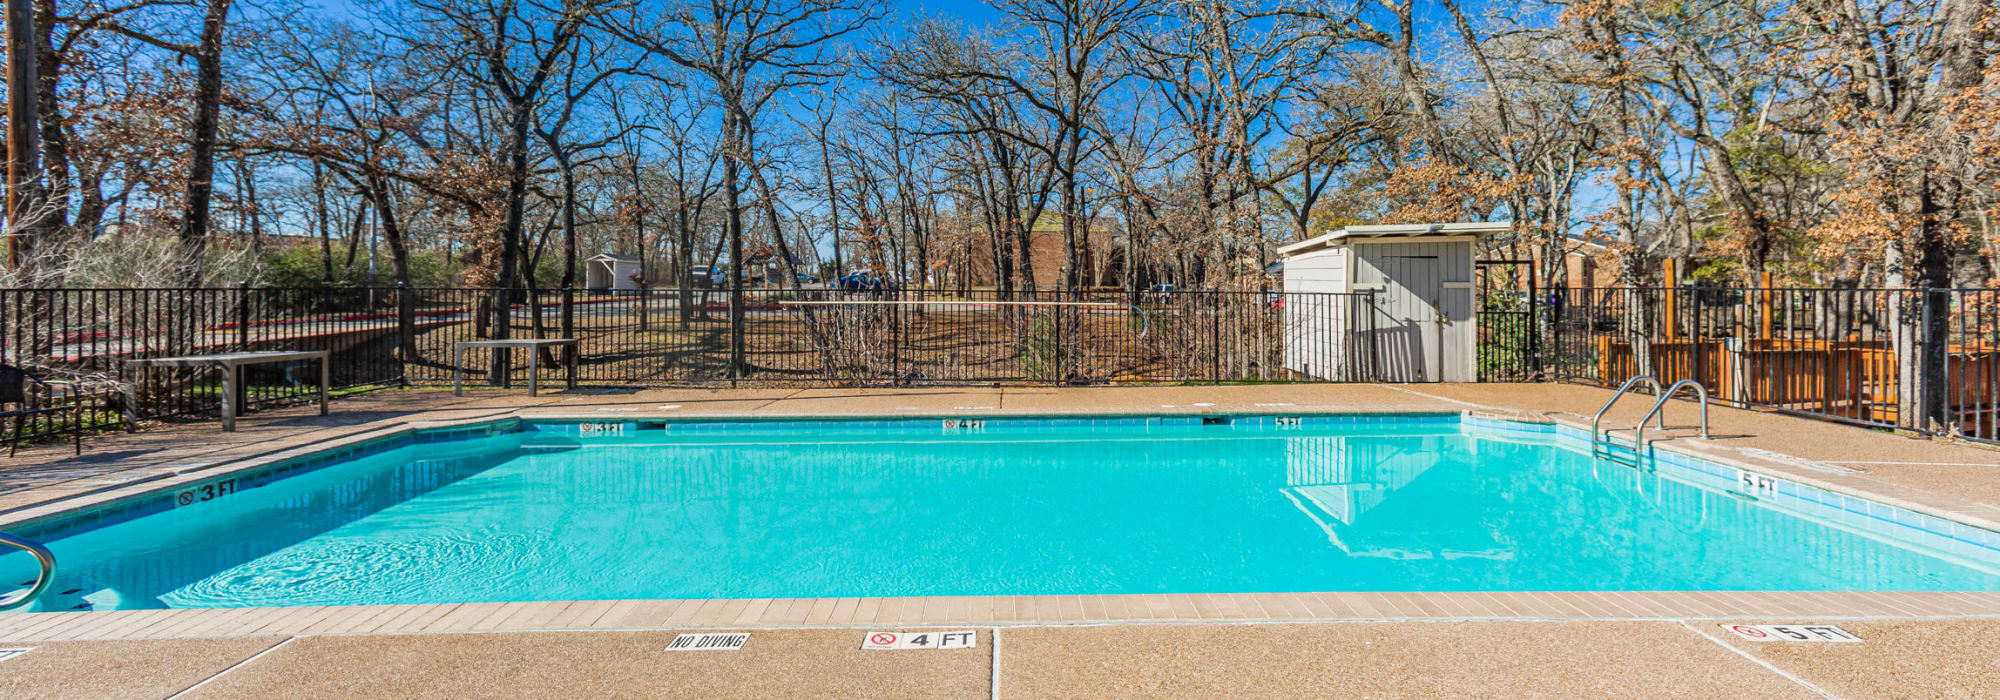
{"left": 5, "top": 0, "right": 45, "bottom": 266}
{"left": 29, "top": 0, "right": 67, "bottom": 233}
{"left": 723, "top": 105, "right": 747, "bottom": 380}
{"left": 556, "top": 148, "right": 578, "bottom": 372}
{"left": 177, "top": 0, "right": 234, "bottom": 269}
{"left": 313, "top": 161, "right": 334, "bottom": 282}
{"left": 364, "top": 178, "right": 417, "bottom": 362}
{"left": 488, "top": 98, "right": 534, "bottom": 385}
{"left": 820, "top": 132, "right": 842, "bottom": 276}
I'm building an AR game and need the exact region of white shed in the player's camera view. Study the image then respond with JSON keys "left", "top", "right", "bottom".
{"left": 1278, "top": 222, "right": 1507, "bottom": 383}
{"left": 585, "top": 253, "right": 643, "bottom": 291}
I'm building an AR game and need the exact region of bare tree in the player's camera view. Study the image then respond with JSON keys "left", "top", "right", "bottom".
{"left": 605, "top": 0, "right": 879, "bottom": 377}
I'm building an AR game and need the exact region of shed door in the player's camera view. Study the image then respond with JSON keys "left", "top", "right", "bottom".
{"left": 1356, "top": 243, "right": 1449, "bottom": 382}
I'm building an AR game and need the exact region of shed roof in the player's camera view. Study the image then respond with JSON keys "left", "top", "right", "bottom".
{"left": 587, "top": 253, "right": 641, "bottom": 263}
{"left": 1276, "top": 222, "right": 1511, "bottom": 257}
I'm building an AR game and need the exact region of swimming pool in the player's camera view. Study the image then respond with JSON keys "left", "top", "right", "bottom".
{"left": 5, "top": 414, "right": 1999, "bottom": 611}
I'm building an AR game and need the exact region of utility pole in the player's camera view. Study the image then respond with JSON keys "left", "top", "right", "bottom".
{"left": 4, "top": 0, "right": 41, "bottom": 268}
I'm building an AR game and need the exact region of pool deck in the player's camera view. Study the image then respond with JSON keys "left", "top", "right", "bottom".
{"left": 4, "top": 383, "right": 2000, "bottom": 697}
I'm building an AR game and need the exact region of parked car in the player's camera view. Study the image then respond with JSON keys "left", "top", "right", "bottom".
{"left": 837, "top": 271, "right": 896, "bottom": 292}
{"left": 690, "top": 266, "right": 728, "bottom": 289}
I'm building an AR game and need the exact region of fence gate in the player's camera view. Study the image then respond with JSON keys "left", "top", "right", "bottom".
{"left": 1475, "top": 260, "right": 1540, "bottom": 381}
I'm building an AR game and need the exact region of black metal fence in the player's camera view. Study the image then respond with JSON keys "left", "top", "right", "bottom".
{"left": 0, "top": 286, "right": 407, "bottom": 447}
{"left": 11, "top": 282, "right": 2000, "bottom": 449}
{"left": 405, "top": 287, "right": 1388, "bottom": 386}
{"left": 1475, "top": 260, "right": 1540, "bottom": 382}
{"left": 2, "top": 286, "right": 1384, "bottom": 446}
{"left": 1545, "top": 285, "right": 2000, "bottom": 444}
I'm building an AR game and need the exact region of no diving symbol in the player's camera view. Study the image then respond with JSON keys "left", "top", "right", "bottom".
{"left": 176, "top": 492, "right": 195, "bottom": 506}
{"left": 1730, "top": 625, "right": 1768, "bottom": 639}
{"left": 871, "top": 633, "right": 898, "bottom": 646}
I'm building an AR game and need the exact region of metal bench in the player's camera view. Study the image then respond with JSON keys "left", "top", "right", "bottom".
{"left": 122, "top": 351, "right": 330, "bottom": 432}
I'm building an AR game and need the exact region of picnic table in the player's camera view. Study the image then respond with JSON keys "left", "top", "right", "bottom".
{"left": 454, "top": 339, "right": 578, "bottom": 397}
{"left": 123, "top": 350, "right": 329, "bottom": 432}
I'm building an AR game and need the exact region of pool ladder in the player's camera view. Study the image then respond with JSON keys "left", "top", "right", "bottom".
{"left": 0, "top": 531, "right": 54, "bottom": 611}
{"left": 1592, "top": 376, "right": 1710, "bottom": 460}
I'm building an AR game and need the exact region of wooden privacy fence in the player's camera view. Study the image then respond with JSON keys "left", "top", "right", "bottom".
{"left": 1551, "top": 283, "right": 2000, "bottom": 444}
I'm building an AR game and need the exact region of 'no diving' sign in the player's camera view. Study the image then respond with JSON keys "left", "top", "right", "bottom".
{"left": 862, "top": 630, "right": 978, "bottom": 650}
{"left": 665, "top": 633, "right": 749, "bottom": 651}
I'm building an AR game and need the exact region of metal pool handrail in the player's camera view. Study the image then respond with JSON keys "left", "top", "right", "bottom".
{"left": 0, "top": 531, "right": 55, "bottom": 611}
{"left": 1592, "top": 375, "right": 1663, "bottom": 450}
{"left": 1634, "top": 379, "right": 1712, "bottom": 451}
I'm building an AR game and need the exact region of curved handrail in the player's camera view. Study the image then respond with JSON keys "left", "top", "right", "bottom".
{"left": 0, "top": 531, "right": 54, "bottom": 611}
{"left": 1125, "top": 303, "right": 1150, "bottom": 338}
{"left": 1591, "top": 375, "right": 1664, "bottom": 444}
{"left": 1634, "top": 379, "right": 1711, "bottom": 451}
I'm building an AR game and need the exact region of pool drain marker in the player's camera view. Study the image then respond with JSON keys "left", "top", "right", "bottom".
{"left": 666, "top": 633, "right": 749, "bottom": 651}
{"left": 1724, "top": 624, "right": 1862, "bottom": 643}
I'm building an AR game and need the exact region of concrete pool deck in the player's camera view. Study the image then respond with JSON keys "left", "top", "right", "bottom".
{"left": 4, "top": 383, "right": 2000, "bottom": 696}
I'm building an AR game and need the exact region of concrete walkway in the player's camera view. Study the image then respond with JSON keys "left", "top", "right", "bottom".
{"left": 4, "top": 382, "right": 1999, "bottom": 697}
{"left": 5, "top": 620, "right": 1998, "bottom": 697}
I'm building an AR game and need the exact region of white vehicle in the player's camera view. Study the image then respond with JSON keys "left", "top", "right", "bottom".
{"left": 689, "top": 265, "right": 729, "bottom": 288}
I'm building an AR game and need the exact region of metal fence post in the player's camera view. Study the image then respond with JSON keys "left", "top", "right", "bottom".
{"left": 397, "top": 282, "right": 415, "bottom": 386}
{"left": 1691, "top": 283, "right": 1704, "bottom": 386}
{"left": 892, "top": 287, "right": 903, "bottom": 385}
{"left": 1053, "top": 289, "right": 1064, "bottom": 387}
{"left": 1366, "top": 292, "right": 1381, "bottom": 382}
{"left": 236, "top": 281, "right": 251, "bottom": 351}
{"left": 562, "top": 285, "right": 577, "bottom": 391}
{"left": 1210, "top": 293, "right": 1221, "bottom": 385}
{"left": 1547, "top": 286, "right": 1563, "bottom": 380}
{"left": 1527, "top": 266, "right": 1543, "bottom": 380}
{"left": 1920, "top": 283, "right": 1948, "bottom": 434}
{"left": 235, "top": 282, "right": 251, "bottom": 417}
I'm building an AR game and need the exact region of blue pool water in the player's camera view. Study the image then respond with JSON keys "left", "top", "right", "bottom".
{"left": 5, "top": 415, "right": 2000, "bottom": 611}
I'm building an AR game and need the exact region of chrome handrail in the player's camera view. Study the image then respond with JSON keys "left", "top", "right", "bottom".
{"left": 0, "top": 531, "right": 54, "bottom": 611}
{"left": 1634, "top": 379, "right": 1712, "bottom": 452}
{"left": 1592, "top": 375, "right": 1663, "bottom": 449}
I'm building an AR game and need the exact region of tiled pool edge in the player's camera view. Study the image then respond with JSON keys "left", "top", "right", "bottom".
{"left": 6, "top": 591, "right": 2000, "bottom": 642}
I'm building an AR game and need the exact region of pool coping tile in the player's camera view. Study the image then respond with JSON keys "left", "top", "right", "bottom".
{"left": 11, "top": 590, "right": 2000, "bottom": 641}
{"left": 9, "top": 408, "right": 2000, "bottom": 640}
